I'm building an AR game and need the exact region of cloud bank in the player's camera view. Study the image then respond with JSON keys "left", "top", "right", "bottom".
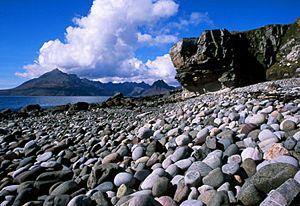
{"left": 16, "top": 0, "right": 212, "bottom": 85}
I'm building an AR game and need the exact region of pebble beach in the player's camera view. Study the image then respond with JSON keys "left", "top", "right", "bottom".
{"left": 1, "top": 78, "right": 300, "bottom": 206}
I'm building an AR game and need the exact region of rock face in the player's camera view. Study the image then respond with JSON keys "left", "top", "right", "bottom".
{"left": 170, "top": 18, "right": 300, "bottom": 92}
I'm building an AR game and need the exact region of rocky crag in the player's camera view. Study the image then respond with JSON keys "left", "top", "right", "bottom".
{"left": 0, "top": 78, "right": 300, "bottom": 205}
{"left": 170, "top": 18, "right": 300, "bottom": 92}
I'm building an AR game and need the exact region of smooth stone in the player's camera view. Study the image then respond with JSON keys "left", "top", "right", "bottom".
{"left": 245, "top": 114, "right": 266, "bottom": 125}
{"left": 13, "top": 165, "right": 30, "bottom": 178}
{"left": 41, "top": 161, "right": 60, "bottom": 168}
{"left": 221, "top": 163, "right": 239, "bottom": 175}
{"left": 228, "top": 112, "right": 240, "bottom": 121}
{"left": 1, "top": 185, "right": 19, "bottom": 192}
{"left": 205, "top": 136, "right": 217, "bottom": 149}
{"left": 228, "top": 191, "right": 237, "bottom": 204}
{"left": 283, "top": 137, "right": 297, "bottom": 150}
{"left": 199, "top": 190, "right": 217, "bottom": 205}
{"left": 258, "top": 129, "right": 277, "bottom": 141}
{"left": 171, "top": 147, "right": 188, "bottom": 162}
{"left": 13, "top": 188, "right": 36, "bottom": 206}
{"left": 223, "top": 144, "right": 238, "bottom": 158}
{"left": 94, "top": 181, "right": 114, "bottom": 192}
{"left": 180, "top": 200, "right": 203, "bottom": 206}
{"left": 241, "top": 123, "right": 257, "bottom": 135}
{"left": 14, "top": 166, "right": 45, "bottom": 184}
{"left": 162, "top": 157, "right": 173, "bottom": 169}
{"left": 152, "top": 168, "right": 166, "bottom": 177}
{"left": 175, "top": 134, "right": 191, "bottom": 146}
{"left": 147, "top": 153, "right": 159, "bottom": 167}
{"left": 175, "top": 159, "right": 192, "bottom": 170}
{"left": 252, "top": 163, "right": 298, "bottom": 193}
{"left": 217, "top": 182, "right": 230, "bottom": 192}
{"left": 174, "top": 179, "right": 189, "bottom": 203}
{"left": 247, "top": 129, "right": 260, "bottom": 140}
{"left": 256, "top": 155, "right": 299, "bottom": 171}
{"left": 294, "top": 131, "right": 300, "bottom": 141}
{"left": 207, "top": 190, "right": 229, "bottom": 206}
{"left": 24, "top": 140, "right": 36, "bottom": 150}
{"left": 237, "top": 178, "right": 263, "bottom": 205}
{"left": 227, "top": 154, "right": 241, "bottom": 164}
{"left": 261, "top": 178, "right": 300, "bottom": 206}
{"left": 280, "top": 119, "right": 297, "bottom": 131}
{"left": 258, "top": 137, "right": 278, "bottom": 152}
{"left": 135, "top": 156, "right": 150, "bottom": 164}
{"left": 43, "top": 195, "right": 70, "bottom": 206}
{"left": 130, "top": 190, "right": 152, "bottom": 197}
{"left": 117, "top": 184, "right": 133, "bottom": 198}
{"left": 117, "top": 145, "right": 129, "bottom": 157}
{"left": 36, "top": 152, "right": 52, "bottom": 162}
{"left": 36, "top": 170, "right": 73, "bottom": 181}
{"left": 18, "top": 156, "right": 35, "bottom": 168}
{"left": 184, "top": 171, "right": 201, "bottom": 187}
{"left": 152, "top": 177, "right": 170, "bottom": 197}
{"left": 167, "top": 128, "right": 180, "bottom": 137}
{"left": 132, "top": 146, "right": 145, "bottom": 161}
{"left": 260, "top": 189, "right": 288, "bottom": 206}
{"left": 134, "top": 169, "right": 151, "bottom": 182}
{"left": 171, "top": 175, "right": 184, "bottom": 186}
{"left": 123, "top": 194, "right": 160, "bottom": 206}
{"left": 166, "top": 164, "right": 179, "bottom": 177}
{"left": 138, "top": 127, "right": 154, "bottom": 139}
{"left": 114, "top": 172, "right": 133, "bottom": 187}
{"left": 202, "top": 168, "right": 224, "bottom": 188}
{"left": 270, "top": 123, "right": 280, "bottom": 131}
{"left": 187, "top": 161, "right": 212, "bottom": 177}
{"left": 276, "top": 178, "right": 300, "bottom": 205}
{"left": 260, "top": 106, "right": 273, "bottom": 114}
{"left": 263, "top": 143, "right": 289, "bottom": 160}
{"left": 202, "top": 151, "right": 222, "bottom": 169}
{"left": 218, "top": 138, "right": 232, "bottom": 150}
{"left": 156, "top": 196, "right": 177, "bottom": 206}
{"left": 51, "top": 180, "right": 79, "bottom": 195}
{"left": 241, "top": 159, "right": 256, "bottom": 177}
{"left": 195, "top": 128, "right": 209, "bottom": 144}
{"left": 67, "top": 195, "right": 93, "bottom": 206}
{"left": 294, "top": 170, "right": 300, "bottom": 184}
{"left": 241, "top": 147, "right": 261, "bottom": 161}
{"left": 102, "top": 153, "right": 120, "bottom": 164}
{"left": 91, "top": 191, "right": 110, "bottom": 206}
{"left": 188, "top": 187, "right": 199, "bottom": 200}
{"left": 274, "top": 155, "right": 298, "bottom": 166}
{"left": 140, "top": 174, "right": 160, "bottom": 190}
{"left": 295, "top": 141, "right": 300, "bottom": 153}
{"left": 146, "top": 141, "right": 158, "bottom": 157}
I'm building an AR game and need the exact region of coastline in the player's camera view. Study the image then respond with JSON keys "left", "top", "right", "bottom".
{"left": 0, "top": 78, "right": 300, "bottom": 205}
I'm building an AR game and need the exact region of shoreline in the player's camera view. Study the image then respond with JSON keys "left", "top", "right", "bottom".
{"left": 0, "top": 78, "right": 300, "bottom": 205}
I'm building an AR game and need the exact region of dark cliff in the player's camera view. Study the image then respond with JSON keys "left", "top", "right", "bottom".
{"left": 170, "top": 18, "right": 300, "bottom": 92}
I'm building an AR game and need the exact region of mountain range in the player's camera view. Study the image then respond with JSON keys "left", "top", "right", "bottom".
{"left": 0, "top": 69, "right": 177, "bottom": 96}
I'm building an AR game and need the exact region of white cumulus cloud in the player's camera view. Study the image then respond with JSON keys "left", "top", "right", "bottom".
{"left": 137, "top": 33, "right": 178, "bottom": 45}
{"left": 94, "top": 54, "right": 177, "bottom": 85}
{"left": 16, "top": 0, "right": 179, "bottom": 84}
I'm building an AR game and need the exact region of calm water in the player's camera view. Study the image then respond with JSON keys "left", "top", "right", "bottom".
{"left": 0, "top": 96, "right": 110, "bottom": 111}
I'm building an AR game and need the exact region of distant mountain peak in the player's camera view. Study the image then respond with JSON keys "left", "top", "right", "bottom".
{"left": 0, "top": 69, "right": 176, "bottom": 97}
{"left": 151, "top": 80, "right": 173, "bottom": 89}
{"left": 50, "top": 68, "right": 64, "bottom": 74}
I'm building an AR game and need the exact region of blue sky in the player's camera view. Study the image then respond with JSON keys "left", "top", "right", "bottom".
{"left": 0, "top": 0, "right": 299, "bottom": 88}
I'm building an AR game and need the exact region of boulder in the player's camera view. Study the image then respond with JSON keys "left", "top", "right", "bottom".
{"left": 170, "top": 18, "right": 300, "bottom": 92}
{"left": 252, "top": 163, "right": 298, "bottom": 193}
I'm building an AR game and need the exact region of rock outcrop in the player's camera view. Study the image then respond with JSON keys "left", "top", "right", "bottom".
{"left": 170, "top": 18, "right": 300, "bottom": 92}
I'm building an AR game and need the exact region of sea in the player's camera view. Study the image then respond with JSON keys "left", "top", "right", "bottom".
{"left": 0, "top": 96, "right": 110, "bottom": 111}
